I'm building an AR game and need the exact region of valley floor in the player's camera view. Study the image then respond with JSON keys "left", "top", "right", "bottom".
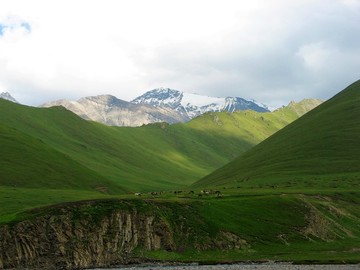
{"left": 1, "top": 188, "right": 360, "bottom": 269}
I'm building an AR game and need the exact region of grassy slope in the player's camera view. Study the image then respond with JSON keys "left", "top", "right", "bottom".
{"left": 158, "top": 190, "right": 360, "bottom": 263}
{"left": 1, "top": 91, "right": 359, "bottom": 263}
{"left": 0, "top": 98, "right": 313, "bottom": 192}
{"left": 0, "top": 123, "right": 120, "bottom": 191}
{"left": 194, "top": 80, "right": 360, "bottom": 189}
{"left": 3, "top": 190, "right": 360, "bottom": 263}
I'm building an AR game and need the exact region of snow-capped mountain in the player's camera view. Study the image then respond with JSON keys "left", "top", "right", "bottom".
{"left": 0, "top": 92, "right": 18, "bottom": 103}
{"left": 41, "top": 95, "right": 188, "bottom": 127}
{"left": 132, "top": 88, "right": 269, "bottom": 119}
{"left": 42, "top": 88, "right": 270, "bottom": 127}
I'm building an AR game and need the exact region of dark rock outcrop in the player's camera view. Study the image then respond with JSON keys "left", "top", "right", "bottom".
{"left": 0, "top": 201, "right": 247, "bottom": 269}
{"left": 0, "top": 211, "right": 172, "bottom": 269}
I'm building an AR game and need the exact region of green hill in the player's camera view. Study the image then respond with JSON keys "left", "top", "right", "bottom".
{"left": 0, "top": 123, "right": 120, "bottom": 191}
{"left": 193, "top": 80, "right": 360, "bottom": 189}
{"left": 2, "top": 92, "right": 360, "bottom": 267}
{"left": 0, "top": 98, "right": 319, "bottom": 193}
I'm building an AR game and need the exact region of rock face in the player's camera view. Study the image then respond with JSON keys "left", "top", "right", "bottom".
{"left": 132, "top": 88, "right": 270, "bottom": 119}
{"left": 0, "top": 212, "right": 172, "bottom": 269}
{"left": 0, "top": 201, "right": 247, "bottom": 269}
{"left": 41, "top": 95, "right": 188, "bottom": 127}
{"left": 41, "top": 88, "right": 270, "bottom": 127}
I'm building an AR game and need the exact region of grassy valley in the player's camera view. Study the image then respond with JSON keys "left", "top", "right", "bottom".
{"left": 194, "top": 81, "right": 360, "bottom": 190}
{"left": 0, "top": 99, "right": 317, "bottom": 224}
{"left": 140, "top": 81, "right": 360, "bottom": 264}
{"left": 2, "top": 82, "right": 360, "bottom": 268}
{"left": 2, "top": 189, "right": 360, "bottom": 266}
{"left": 0, "top": 98, "right": 315, "bottom": 194}
{"left": 141, "top": 81, "right": 360, "bottom": 264}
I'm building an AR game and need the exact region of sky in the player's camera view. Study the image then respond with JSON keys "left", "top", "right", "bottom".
{"left": 0, "top": 0, "right": 359, "bottom": 108}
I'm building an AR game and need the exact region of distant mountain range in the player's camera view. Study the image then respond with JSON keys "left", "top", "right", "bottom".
{"left": 132, "top": 87, "right": 269, "bottom": 118}
{"left": 1, "top": 88, "right": 322, "bottom": 127}
{"left": 0, "top": 92, "right": 18, "bottom": 103}
{"left": 41, "top": 88, "right": 270, "bottom": 126}
{"left": 41, "top": 95, "right": 187, "bottom": 127}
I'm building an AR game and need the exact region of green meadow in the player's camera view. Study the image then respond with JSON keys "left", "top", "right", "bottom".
{"left": 0, "top": 97, "right": 309, "bottom": 226}
{"left": 0, "top": 81, "right": 359, "bottom": 263}
{"left": 2, "top": 188, "right": 359, "bottom": 263}
{"left": 141, "top": 190, "right": 360, "bottom": 263}
{"left": 0, "top": 97, "right": 310, "bottom": 194}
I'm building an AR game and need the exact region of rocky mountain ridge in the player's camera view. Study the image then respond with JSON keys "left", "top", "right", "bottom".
{"left": 42, "top": 88, "right": 271, "bottom": 127}
{"left": 42, "top": 95, "right": 187, "bottom": 127}
{"left": 132, "top": 87, "right": 269, "bottom": 119}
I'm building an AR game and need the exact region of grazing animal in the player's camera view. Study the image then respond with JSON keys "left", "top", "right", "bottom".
{"left": 150, "top": 191, "right": 158, "bottom": 196}
{"left": 202, "top": 190, "right": 210, "bottom": 195}
{"left": 134, "top": 192, "right": 142, "bottom": 196}
{"left": 215, "top": 190, "right": 222, "bottom": 198}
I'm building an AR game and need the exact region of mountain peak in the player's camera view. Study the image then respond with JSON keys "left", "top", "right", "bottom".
{"left": 41, "top": 93, "right": 188, "bottom": 127}
{"left": 132, "top": 88, "right": 270, "bottom": 118}
{"left": 78, "top": 94, "right": 129, "bottom": 107}
{"left": 285, "top": 98, "right": 323, "bottom": 116}
{"left": 223, "top": 97, "right": 269, "bottom": 113}
{"left": 152, "top": 87, "right": 182, "bottom": 94}
{"left": 138, "top": 87, "right": 183, "bottom": 97}
{"left": 0, "top": 92, "right": 18, "bottom": 103}
{"left": 132, "top": 88, "right": 184, "bottom": 110}
{"left": 42, "top": 88, "right": 272, "bottom": 127}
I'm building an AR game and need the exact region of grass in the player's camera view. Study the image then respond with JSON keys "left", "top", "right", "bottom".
{"left": 2, "top": 83, "right": 359, "bottom": 264}
{"left": 0, "top": 124, "right": 122, "bottom": 192}
{"left": 134, "top": 190, "right": 360, "bottom": 263}
{"left": 0, "top": 98, "right": 313, "bottom": 192}
{"left": 0, "top": 186, "right": 112, "bottom": 224}
{"left": 196, "top": 195, "right": 307, "bottom": 242}
{"left": 194, "top": 80, "right": 360, "bottom": 189}
{"left": 1, "top": 185, "right": 359, "bottom": 263}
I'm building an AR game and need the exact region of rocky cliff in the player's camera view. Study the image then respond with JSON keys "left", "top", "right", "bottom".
{"left": 41, "top": 89, "right": 271, "bottom": 127}
{"left": 0, "top": 200, "right": 247, "bottom": 269}
{"left": 132, "top": 88, "right": 270, "bottom": 119}
{"left": 41, "top": 95, "right": 188, "bottom": 127}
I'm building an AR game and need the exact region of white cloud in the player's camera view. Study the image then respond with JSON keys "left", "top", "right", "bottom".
{"left": 0, "top": 0, "right": 359, "bottom": 107}
{"left": 297, "top": 43, "right": 333, "bottom": 73}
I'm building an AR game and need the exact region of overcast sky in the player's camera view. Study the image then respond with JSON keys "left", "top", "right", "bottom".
{"left": 0, "top": 0, "right": 359, "bottom": 108}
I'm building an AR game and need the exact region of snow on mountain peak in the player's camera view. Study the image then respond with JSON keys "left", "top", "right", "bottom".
{"left": 181, "top": 92, "right": 223, "bottom": 108}
{"left": 249, "top": 99, "right": 270, "bottom": 111}
{"left": 132, "top": 88, "right": 184, "bottom": 110}
{"left": 41, "top": 88, "right": 271, "bottom": 127}
{"left": 132, "top": 88, "right": 269, "bottom": 119}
